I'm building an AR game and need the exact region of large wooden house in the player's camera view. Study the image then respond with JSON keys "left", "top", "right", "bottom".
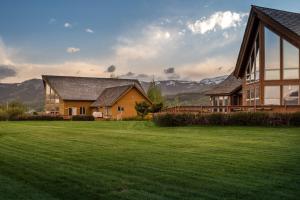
{"left": 206, "top": 6, "right": 300, "bottom": 113}
{"left": 42, "top": 75, "right": 152, "bottom": 119}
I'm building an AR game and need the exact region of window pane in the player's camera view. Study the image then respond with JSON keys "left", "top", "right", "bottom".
{"left": 265, "top": 69, "right": 280, "bottom": 80}
{"left": 265, "top": 27, "right": 280, "bottom": 80}
{"left": 264, "top": 86, "right": 280, "bottom": 105}
{"left": 283, "top": 85, "right": 299, "bottom": 105}
{"left": 283, "top": 40, "right": 299, "bottom": 79}
{"left": 256, "top": 48, "right": 260, "bottom": 81}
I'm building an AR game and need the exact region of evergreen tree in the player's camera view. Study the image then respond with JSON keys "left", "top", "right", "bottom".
{"left": 147, "top": 80, "right": 163, "bottom": 104}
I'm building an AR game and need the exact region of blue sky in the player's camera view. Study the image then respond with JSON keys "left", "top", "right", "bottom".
{"left": 0, "top": 0, "right": 299, "bottom": 82}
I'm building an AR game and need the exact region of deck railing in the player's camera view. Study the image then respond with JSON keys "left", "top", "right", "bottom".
{"left": 162, "top": 105, "right": 300, "bottom": 113}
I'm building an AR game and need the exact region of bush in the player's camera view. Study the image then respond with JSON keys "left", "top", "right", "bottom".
{"left": 227, "top": 112, "right": 269, "bottom": 126}
{"left": 0, "top": 109, "right": 8, "bottom": 121}
{"left": 153, "top": 113, "right": 196, "bottom": 127}
{"left": 72, "top": 115, "right": 95, "bottom": 121}
{"left": 135, "top": 101, "right": 151, "bottom": 119}
{"left": 290, "top": 112, "right": 300, "bottom": 126}
{"left": 9, "top": 115, "right": 64, "bottom": 121}
{"left": 153, "top": 112, "right": 300, "bottom": 127}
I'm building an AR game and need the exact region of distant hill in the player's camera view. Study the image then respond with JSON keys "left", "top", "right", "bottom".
{"left": 0, "top": 75, "right": 227, "bottom": 111}
{"left": 0, "top": 79, "right": 44, "bottom": 111}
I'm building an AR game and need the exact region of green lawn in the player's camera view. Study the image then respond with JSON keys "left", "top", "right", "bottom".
{"left": 0, "top": 121, "right": 299, "bottom": 200}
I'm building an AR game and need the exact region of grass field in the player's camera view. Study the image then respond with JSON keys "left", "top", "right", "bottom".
{"left": 0, "top": 121, "right": 299, "bottom": 200}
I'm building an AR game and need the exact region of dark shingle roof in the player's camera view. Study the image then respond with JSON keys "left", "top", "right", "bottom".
{"left": 90, "top": 85, "right": 133, "bottom": 107}
{"left": 42, "top": 75, "right": 144, "bottom": 101}
{"left": 254, "top": 6, "right": 300, "bottom": 36}
{"left": 205, "top": 74, "right": 242, "bottom": 96}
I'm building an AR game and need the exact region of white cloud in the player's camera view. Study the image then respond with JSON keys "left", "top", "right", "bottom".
{"left": 66, "top": 47, "right": 80, "bottom": 53}
{"left": 85, "top": 28, "right": 94, "bottom": 33}
{"left": 64, "top": 22, "right": 72, "bottom": 28}
{"left": 114, "top": 26, "right": 176, "bottom": 62}
{"left": 187, "top": 11, "right": 248, "bottom": 34}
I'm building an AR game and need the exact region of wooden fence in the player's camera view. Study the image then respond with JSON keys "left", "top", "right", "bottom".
{"left": 162, "top": 105, "right": 300, "bottom": 113}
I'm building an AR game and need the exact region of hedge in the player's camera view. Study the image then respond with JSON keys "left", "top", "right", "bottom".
{"left": 9, "top": 115, "right": 64, "bottom": 121}
{"left": 153, "top": 112, "right": 300, "bottom": 127}
{"left": 72, "top": 115, "right": 95, "bottom": 121}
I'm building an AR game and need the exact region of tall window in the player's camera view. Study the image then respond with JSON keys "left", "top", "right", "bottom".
{"left": 264, "top": 86, "right": 280, "bottom": 105}
{"left": 265, "top": 28, "right": 280, "bottom": 80}
{"left": 79, "top": 107, "right": 86, "bottom": 115}
{"left": 246, "top": 35, "right": 260, "bottom": 83}
{"left": 246, "top": 87, "right": 260, "bottom": 106}
{"left": 255, "top": 38, "right": 260, "bottom": 81}
{"left": 283, "top": 40, "right": 299, "bottom": 79}
{"left": 283, "top": 85, "right": 299, "bottom": 105}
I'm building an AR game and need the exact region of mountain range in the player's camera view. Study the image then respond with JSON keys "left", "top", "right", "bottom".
{"left": 0, "top": 75, "right": 227, "bottom": 111}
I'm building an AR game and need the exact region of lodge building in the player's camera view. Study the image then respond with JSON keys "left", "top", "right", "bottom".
{"left": 42, "top": 75, "right": 152, "bottom": 119}
{"left": 206, "top": 5, "right": 300, "bottom": 112}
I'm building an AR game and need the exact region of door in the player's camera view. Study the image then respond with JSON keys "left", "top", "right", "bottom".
{"left": 68, "top": 107, "right": 77, "bottom": 116}
{"left": 72, "top": 107, "right": 77, "bottom": 115}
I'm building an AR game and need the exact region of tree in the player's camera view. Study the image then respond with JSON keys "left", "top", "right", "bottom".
{"left": 147, "top": 80, "right": 163, "bottom": 104}
{"left": 147, "top": 80, "right": 164, "bottom": 113}
{"left": 150, "top": 102, "right": 163, "bottom": 113}
{"left": 135, "top": 101, "right": 150, "bottom": 119}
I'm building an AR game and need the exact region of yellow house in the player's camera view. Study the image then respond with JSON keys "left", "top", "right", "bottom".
{"left": 42, "top": 75, "right": 152, "bottom": 119}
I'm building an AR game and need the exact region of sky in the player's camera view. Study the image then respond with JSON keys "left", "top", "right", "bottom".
{"left": 0, "top": 0, "right": 299, "bottom": 83}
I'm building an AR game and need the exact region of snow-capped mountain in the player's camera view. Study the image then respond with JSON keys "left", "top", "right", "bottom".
{"left": 199, "top": 75, "right": 228, "bottom": 85}
{"left": 0, "top": 75, "right": 229, "bottom": 110}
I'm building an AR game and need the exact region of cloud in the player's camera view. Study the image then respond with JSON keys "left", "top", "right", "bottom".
{"left": 0, "top": 39, "right": 109, "bottom": 83}
{"left": 64, "top": 22, "right": 72, "bottom": 28}
{"left": 164, "top": 67, "right": 175, "bottom": 74}
{"left": 85, "top": 28, "right": 94, "bottom": 33}
{"left": 187, "top": 11, "right": 248, "bottom": 34}
{"left": 114, "top": 26, "right": 176, "bottom": 62}
{"left": 179, "top": 56, "right": 235, "bottom": 80}
{"left": 119, "top": 72, "right": 151, "bottom": 81}
{"left": 0, "top": 65, "right": 16, "bottom": 80}
{"left": 49, "top": 18, "right": 56, "bottom": 24}
{"left": 66, "top": 47, "right": 80, "bottom": 53}
{"left": 106, "top": 65, "right": 116, "bottom": 72}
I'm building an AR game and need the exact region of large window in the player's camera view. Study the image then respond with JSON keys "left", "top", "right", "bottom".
{"left": 79, "top": 107, "right": 86, "bottom": 115}
{"left": 283, "top": 85, "right": 299, "bottom": 105}
{"left": 246, "top": 35, "right": 260, "bottom": 83}
{"left": 45, "top": 83, "right": 60, "bottom": 114}
{"left": 264, "top": 86, "right": 280, "bottom": 105}
{"left": 265, "top": 28, "right": 280, "bottom": 80}
{"left": 246, "top": 87, "right": 260, "bottom": 106}
{"left": 283, "top": 40, "right": 299, "bottom": 79}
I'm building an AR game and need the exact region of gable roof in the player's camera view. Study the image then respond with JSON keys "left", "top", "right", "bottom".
{"left": 90, "top": 84, "right": 151, "bottom": 107}
{"left": 255, "top": 6, "right": 300, "bottom": 36}
{"left": 42, "top": 75, "right": 144, "bottom": 101}
{"left": 234, "top": 6, "right": 300, "bottom": 77}
{"left": 205, "top": 74, "right": 242, "bottom": 96}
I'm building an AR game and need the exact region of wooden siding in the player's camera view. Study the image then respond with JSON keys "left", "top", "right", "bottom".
{"left": 60, "top": 100, "right": 94, "bottom": 116}
{"left": 110, "top": 87, "right": 152, "bottom": 119}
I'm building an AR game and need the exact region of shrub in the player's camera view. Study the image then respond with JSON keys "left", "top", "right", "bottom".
{"left": 153, "top": 113, "right": 196, "bottom": 127}
{"left": 227, "top": 112, "right": 269, "bottom": 126}
{"left": 290, "top": 112, "right": 300, "bottom": 126}
{"left": 135, "top": 101, "right": 151, "bottom": 119}
{"left": 153, "top": 112, "right": 300, "bottom": 127}
{"left": 0, "top": 109, "right": 8, "bottom": 121}
{"left": 206, "top": 113, "right": 226, "bottom": 125}
{"left": 72, "top": 115, "right": 95, "bottom": 121}
{"left": 150, "top": 103, "right": 164, "bottom": 113}
{"left": 9, "top": 115, "right": 64, "bottom": 121}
